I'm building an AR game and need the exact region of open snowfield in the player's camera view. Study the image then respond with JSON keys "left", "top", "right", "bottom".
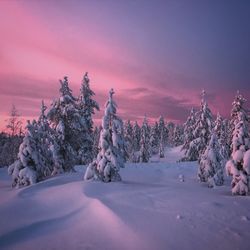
{"left": 1, "top": 147, "right": 250, "bottom": 250}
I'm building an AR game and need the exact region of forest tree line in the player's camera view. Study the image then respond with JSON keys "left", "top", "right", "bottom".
{"left": 0, "top": 73, "right": 249, "bottom": 195}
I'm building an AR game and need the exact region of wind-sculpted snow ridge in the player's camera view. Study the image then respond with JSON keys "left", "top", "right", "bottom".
{"left": 1, "top": 147, "right": 250, "bottom": 250}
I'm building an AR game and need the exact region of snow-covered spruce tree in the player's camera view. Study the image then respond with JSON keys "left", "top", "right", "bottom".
{"left": 124, "top": 120, "right": 134, "bottom": 161}
{"left": 8, "top": 121, "right": 38, "bottom": 187}
{"left": 214, "top": 113, "right": 223, "bottom": 138}
{"left": 185, "top": 90, "right": 213, "bottom": 161}
{"left": 36, "top": 101, "right": 54, "bottom": 175}
{"left": 47, "top": 76, "right": 81, "bottom": 173}
{"left": 166, "top": 122, "right": 175, "bottom": 146}
{"left": 198, "top": 133, "right": 224, "bottom": 187}
{"left": 182, "top": 108, "right": 196, "bottom": 155}
{"left": 214, "top": 113, "right": 230, "bottom": 162}
{"left": 130, "top": 121, "right": 141, "bottom": 162}
{"left": 150, "top": 121, "right": 160, "bottom": 155}
{"left": 226, "top": 92, "right": 250, "bottom": 195}
{"left": 84, "top": 89, "right": 125, "bottom": 182}
{"left": 229, "top": 91, "right": 249, "bottom": 151}
{"left": 158, "top": 116, "right": 168, "bottom": 146}
{"left": 230, "top": 91, "right": 245, "bottom": 130}
{"left": 159, "top": 131, "right": 165, "bottom": 158}
{"left": 78, "top": 73, "right": 100, "bottom": 164}
{"left": 8, "top": 118, "right": 53, "bottom": 187}
{"left": 132, "top": 121, "right": 141, "bottom": 152}
{"left": 173, "top": 124, "right": 184, "bottom": 146}
{"left": 139, "top": 116, "right": 151, "bottom": 162}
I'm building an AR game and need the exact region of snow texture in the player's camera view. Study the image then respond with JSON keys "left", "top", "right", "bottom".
{"left": 1, "top": 147, "right": 250, "bottom": 250}
{"left": 78, "top": 72, "right": 100, "bottom": 164}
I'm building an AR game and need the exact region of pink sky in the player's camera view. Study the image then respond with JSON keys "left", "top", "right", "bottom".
{"left": 1, "top": 1, "right": 249, "bottom": 132}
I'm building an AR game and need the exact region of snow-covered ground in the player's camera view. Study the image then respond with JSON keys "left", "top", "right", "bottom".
{"left": 0, "top": 147, "right": 250, "bottom": 250}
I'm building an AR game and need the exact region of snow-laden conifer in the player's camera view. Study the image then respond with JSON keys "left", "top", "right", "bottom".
{"left": 182, "top": 108, "right": 196, "bottom": 153}
{"left": 185, "top": 90, "right": 213, "bottom": 161}
{"left": 214, "top": 113, "right": 223, "bottom": 138}
{"left": 124, "top": 120, "right": 134, "bottom": 161}
{"left": 47, "top": 76, "right": 83, "bottom": 172}
{"left": 158, "top": 116, "right": 168, "bottom": 146}
{"left": 8, "top": 118, "right": 53, "bottom": 187}
{"left": 36, "top": 101, "right": 54, "bottom": 174}
{"left": 214, "top": 114, "right": 230, "bottom": 163}
{"left": 198, "top": 133, "right": 224, "bottom": 187}
{"left": 84, "top": 89, "right": 125, "bottom": 182}
{"left": 150, "top": 121, "right": 160, "bottom": 155}
{"left": 226, "top": 92, "right": 250, "bottom": 195}
{"left": 139, "top": 116, "right": 150, "bottom": 162}
{"left": 159, "top": 131, "right": 165, "bottom": 158}
{"left": 173, "top": 124, "right": 184, "bottom": 146}
{"left": 166, "top": 122, "right": 175, "bottom": 146}
{"left": 78, "top": 73, "right": 99, "bottom": 164}
{"left": 129, "top": 121, "right": 141, "bottom": 162}
{"left": 132, "top": 121, "right": 141, "bottom": 152}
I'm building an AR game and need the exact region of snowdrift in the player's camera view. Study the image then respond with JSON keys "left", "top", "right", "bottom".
{"left": 0, "top": 147, "right": 250, "bottom": 250}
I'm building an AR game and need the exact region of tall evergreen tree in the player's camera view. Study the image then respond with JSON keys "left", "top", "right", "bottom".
{"left": 47, "top": 76, "right": 81, "bottom": 173}
{"left": 139, "top": 116, "right": 150, "bottom": 162}
{"left": 214, "top": 113, "right": 223, "bottom": 138}
{"left": 226, "top": 92, "right": 250, "bottom": 195}
{"left": 173, "top": 124, "right": 184, "bottom": 146}
{"left": 166, "top": 122, "right": 175, "bottom": 146}
{"left": 214, "top": 113, "right": 230, "bottom": 162}
{"left": 78, "top": 73, "right": 100, "bottom": 163}
{"left": 37, "top": 101, "right": 54, "bottom": 175}
{"left": 182, "top": 108, "right": 196, "bottom": 154}
{"left": 149, "top": 121, "right": 160, "bottom": 155}
{"left": 132, "top": 121, "right": 141, "bottom": 152}
{"left": 159, "top": 131, "right": 165, "bottom": 158}
{"left": 158, "top": 116, "right": 168, "bottom": 146}
{"left": 185, "top": 90, "right": 213, "bottom": 161}
{"left": 84, "top": 89, "right": 125, "bottom": 182}
{"left": 124, "top": 120, "right": 134, "bottom": 161}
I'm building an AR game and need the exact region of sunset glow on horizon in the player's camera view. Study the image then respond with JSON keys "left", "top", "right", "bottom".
{"left": 1, "top": 0, "right": 250, "bottom": 131}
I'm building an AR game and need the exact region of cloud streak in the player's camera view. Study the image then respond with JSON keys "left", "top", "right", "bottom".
{"left": 0, "top": 1, "right": 250, "bottom": 130}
